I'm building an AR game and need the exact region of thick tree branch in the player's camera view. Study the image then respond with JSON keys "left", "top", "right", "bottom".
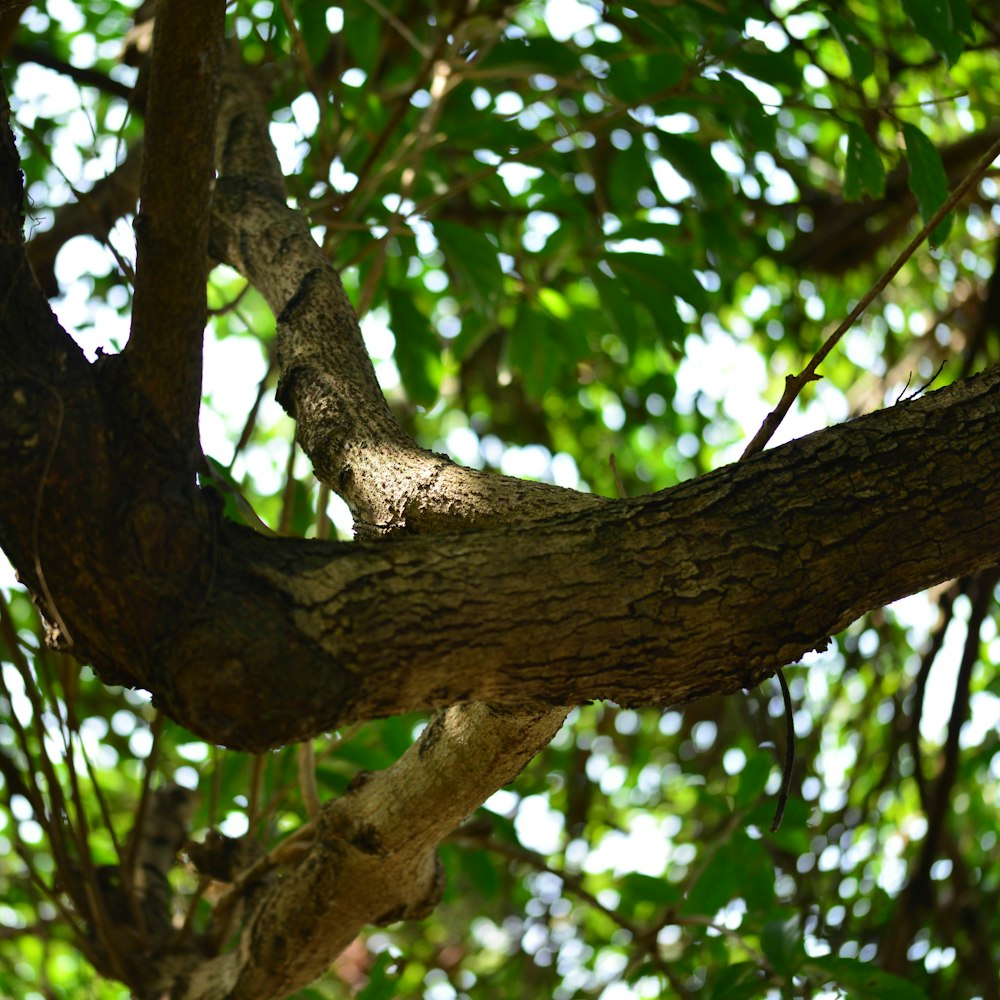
{"left": 210, "top": 68, "right": 606, "bottom": 537}
{"left": 4, "top": 70, "right": 574, "bottom": 998}
{"left": 126, "top": 0, "right": 225, "bottom": 466}
{"left": 5, "top": 62, "right": 1000, "bottom": 752}
{"left": 167, "top": 704, "right": 567, "bottom": 1000}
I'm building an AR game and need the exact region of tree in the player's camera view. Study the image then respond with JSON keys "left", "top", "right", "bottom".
{"left": 1, "top": 0, "right": 998, "bottom": 997}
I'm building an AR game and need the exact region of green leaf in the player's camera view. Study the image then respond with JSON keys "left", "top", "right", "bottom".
{"left": 705, "top": 961, "right": 766, "bottom": 1000}
{"left": 717, "top": 72, "right": 776, "bottom": 148}
{"left": 726, "top": 43, "right": 802, "bottom": 90}
{"left": 902, "top": 0, "right": 964, "bottom": 64}
{"left": 681, "top": 832, "right": 774, "bottom": 916}
{"left": 761, "top": 913, "right": 804, "bottom": 975}
{"left": 611, "top": 261, "right": 684, "bottom": 350}
{"left": 537, "top": 286, "right": 572, "bottom": 321}
{"left": 338, "top": 0, "right": 382, "bottom": 74}
{"left": 292, "top": 0, "right": 329, "bottom": 66}
{"left": 647, "top": 51, "right": 687, "bottom": 93}
{"left": 387, "top": 288, "right": 441, "bottom": 408}
{"left": 826, "top": 12, "right": 875, "bottom": 82}
{"left": 609, "top": 251, "right": 708, "bottom": 314}
{"left": 804, "top": 956, "right": 932, "bottom": 999}
{"left": 844, "top": 123, "right": 886, "bottom": 200}
{"left": 480, "top": 35, "right": 583, "bottom": 77}
{"left": 734, "top": 753, "right": 773, "bottom": 810}
{"left": 354, "top": 951, "right": 399, "bottom": 1000}
{"left": 434, "top": 220, "right": 505, "bottom": 317}
{"left": 593, "top": 269, "right": 640, "bottom": 351}
{"left": 618, "top": 872, "right": 682, "bottom": 908}
{"left": 605, "top": 56, "right": 649, "bottom": 104}
{"left": 949, "top": 0, "right": 973, "bottom": 37}
{"left": 505, "top": 301, "right": 567, "bottom": 399}
{"left": 659, "top": 134, "right": 731, "bottom": 203}
{"left": 902, "top": 123, "right": 953, "bottom": 244}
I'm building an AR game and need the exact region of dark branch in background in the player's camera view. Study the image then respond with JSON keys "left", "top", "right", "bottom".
{"left": 26, "top": 142, "right": 142, "bottom": 298}
{"left": 9, "top": 44, "right": 136, "bottom": 103}
{"left": 907, "top": 581, "right": 960, "bottom": 808}
{"left": 0, "top": 8, "right": 23, "bottom": 56}
{"left": 883, "top": 567, "right": 999, "bottom": 972}
{"left": 125, "top": 0, "right": 225, "bottom": 468}
{"left": 788, "top": 122, "right": 1000, "bottom": 275}
{"left": 913, "top": 568, "right": 997, "bottom": 894}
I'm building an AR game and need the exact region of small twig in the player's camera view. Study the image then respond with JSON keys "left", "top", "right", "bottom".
{"left": 37, "top": 645, "right": 125, "bottom": 863}
{"left": 247, "top": 754, "right": 266, "bottom": 835}
{"left": 893, "top": 370, "right": 914, "bottom": 405}
{"left": 742, "top": 131, "right": 1000, "bottom": 459}
{"left": 278, "top": 0, "right": 324, "bottom": 99}
{"left": 125, "top": 712, "right": 165, "bottom": 880}
{"left": 177, "top": 875, "right": 211, "bottom": 943}
{"left": 15, "top": 120, "right": 138, "bottom": 289}
{"left": 907, "top": 582, "right": 960, "bottom": 810}
{"left": 277, "top": 439, "right": 299, "bottom": 536}
{"left": 208, "top": 279, "right": 250, "bottom": 317}
{"left": 360, "top": 0, "right": 431, "bottom": 58}
{"left": 896, "top": 359, "right": 947, "bottom": 404}
{"left": 609, "top": 453, "right": 628, "bottom": 499}
{"left": 769, "top": 668, "right": 795, "bottom": 833}
{"left": 254, "top": 722, "right": 365, "bottom": 820}
{"left": 315, "top": 483, "right": 332, "bottom": 540}
{"left": 297, "top": 742, "right": 321, "bottom": 820}
{"left": 229, "top": 335, "right": 276, "bottom": 464}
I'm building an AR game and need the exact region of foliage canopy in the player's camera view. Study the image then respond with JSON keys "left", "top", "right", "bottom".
{"left": 1, "top": 0, "right": 999, "bottom": 997}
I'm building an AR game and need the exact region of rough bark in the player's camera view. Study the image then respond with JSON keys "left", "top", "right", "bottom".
{"left": 165, "top": 704, "right": 567, "bottom": 1000}
{"left": 3, "top": 66, "right": 1000, "bottom": 750}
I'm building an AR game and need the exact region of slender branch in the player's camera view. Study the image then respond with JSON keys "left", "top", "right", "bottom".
{"left": 769, "top": 667, "right": 794, "bottom": 832}
{"left": 907, "top": 581, "right": 960, "bottom": 810}
{"left": 126, "top": 0, "right": 226, "bottom": 467}
{"left": 910, "top": 568, "right": 998, "bottom": 899}
{"left": 742, "top": 132, "right": 1000, "bottom": 459}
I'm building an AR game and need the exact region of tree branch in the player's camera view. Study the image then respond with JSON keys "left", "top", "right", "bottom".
{"left": 170, "top": 704, "right": 567, "bottom": 1000}
{"left": 209, "top": 66, "right": 606, "bottom": 537}
{"left": 9, "top": 43, "right": 136, "bottom": 103}
{"left": 126, "top": 0, "right": 225, "bottom": 467}
{"left": 6, "top": 60, "right": 1000, "bottom": 752}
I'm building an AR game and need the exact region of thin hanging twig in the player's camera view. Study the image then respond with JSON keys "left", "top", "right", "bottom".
{"left": 742, "top": 132, "right": 1000, "bottom": 460}
{"left": 769, "top": 668, "right": 795, "bottom": 833}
